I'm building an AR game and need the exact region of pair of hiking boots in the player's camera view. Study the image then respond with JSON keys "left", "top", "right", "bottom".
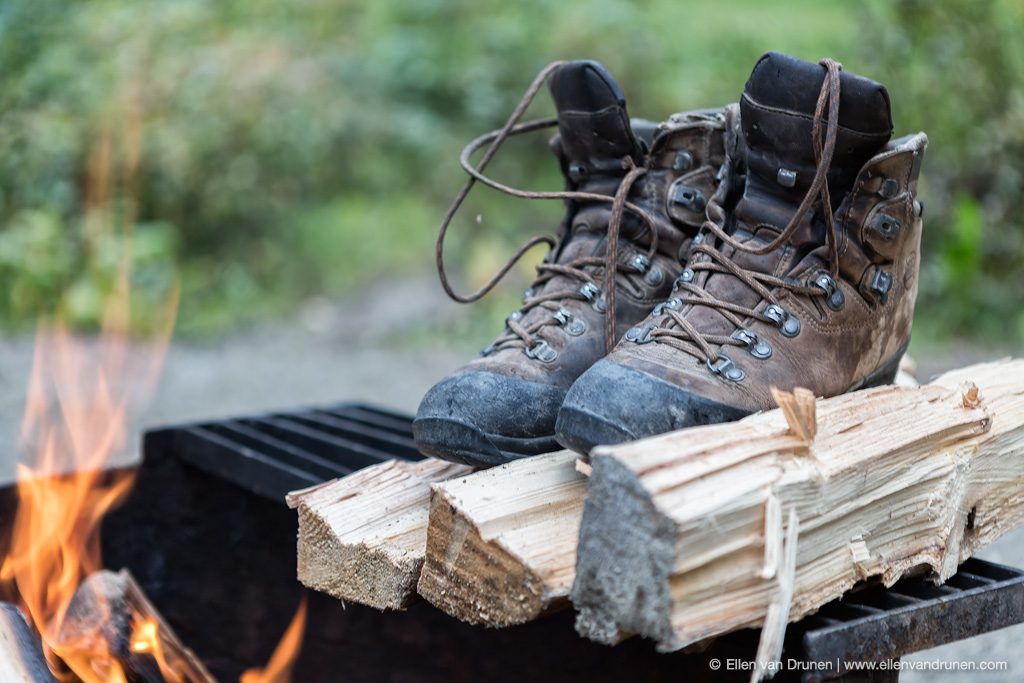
{"left": 415, "top": 52, "right": 927, "bottom": 467}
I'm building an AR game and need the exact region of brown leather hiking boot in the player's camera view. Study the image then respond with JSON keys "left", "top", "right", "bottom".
{"left": 556, "top": 52, "right": 927, "bottom": 453}
{"left": 413, "top": 60, "right": 728, "bottom": 466}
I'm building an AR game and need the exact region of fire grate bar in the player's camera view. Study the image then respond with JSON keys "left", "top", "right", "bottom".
{"left": 143, "top": 403, "right": 1024, "bottom": 676}
{"left": 143, "top": 403, "right": 421, "bottom": 502}
{"left": 792, "top": 556, "right": 1024, "bottom": 681}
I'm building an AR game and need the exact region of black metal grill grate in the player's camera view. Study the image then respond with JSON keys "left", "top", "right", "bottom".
{"left": 793, "top": 556, "right": 1024, "bottom": 680}
{"left": 143, "top": 404, "right": 421, "bottom": 501}
{"left": 143, "top": 403, "right": 1024, "bottom": 679}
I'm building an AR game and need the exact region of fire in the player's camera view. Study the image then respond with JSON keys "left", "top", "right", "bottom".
{"left": 0, "top": 268, "right": 176, "bottom": 682}
{"left": 240, "top": 597, "right": 308, "bottom": 683}
{"left": 0, "top": 75, "right": 306, "bottom": 683}
{"left": 130, "top": 616, "right": 185, "bottom": 683}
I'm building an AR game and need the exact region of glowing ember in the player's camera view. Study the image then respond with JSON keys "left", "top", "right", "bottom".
{"left": 129, "top": 616, "right": 185, "bottom": 683}
{"left": 130, "top": 617, "right": 159, "bottom": 653}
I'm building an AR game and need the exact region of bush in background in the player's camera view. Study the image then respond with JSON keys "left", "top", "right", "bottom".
{"left": 864, "top": 0, "right": 1024, "bottom": 344}
{"left": 0, "top": 0, "right": 1019, "bottom": 346}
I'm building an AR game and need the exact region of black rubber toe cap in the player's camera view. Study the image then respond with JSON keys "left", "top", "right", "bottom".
{"left": 555, "top": 359, "right": 751, "bottom": 455}
{"left": 413, "top": 371, "right": 565, "bottom": 467}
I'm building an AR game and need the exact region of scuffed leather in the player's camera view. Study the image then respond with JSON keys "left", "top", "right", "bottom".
{"left": 457, "top": 110, "right": 730, "bottom": 390}
{"left": 613, "top": 132, "right": 927, "bottom": 413}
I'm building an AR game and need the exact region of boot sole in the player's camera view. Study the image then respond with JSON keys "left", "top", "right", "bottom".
{"left": 554, "top": 360, "right": 752, "bottom": 456}
{"left": 413, "top": 416, "right": 560, "bottom": 468}
{"left": 556, "top": 342, "right": 910, "bottom": 457}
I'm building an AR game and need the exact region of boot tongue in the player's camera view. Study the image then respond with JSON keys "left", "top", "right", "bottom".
{"left": 548, "top": 60, "right": 643, "bottom": 170}
{"left": 684, "top": 53, "right": 893, "bottom": 340}
{"left": 544, "top": 60, "right": 647, "bottom": 282}
{"left": 735, "top": 51, "right": 893, "bottom": 233}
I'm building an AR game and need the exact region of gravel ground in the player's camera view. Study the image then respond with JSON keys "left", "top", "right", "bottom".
{"left": 0, "top": 278, "right": 1019, "bottom": 679}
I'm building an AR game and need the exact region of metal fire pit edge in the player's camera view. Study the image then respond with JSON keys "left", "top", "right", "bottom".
{"left": 2, "top": 402, "right": 1018, "bottom": 682}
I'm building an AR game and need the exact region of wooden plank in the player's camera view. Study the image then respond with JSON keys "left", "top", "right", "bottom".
{"left": 56, "top": 569, "right": 215, "bottom": 683}
{"left": 571, "top": 359, "right": 1024, "bottom": 651}
{"left": 287, "top": 458, "right": 471, "bottom": 610}
{"left": 0, "top": 603, "right": 57, "bottom": 683}
{"left": 416, "top": 450, "right": 585, "bottom": 626}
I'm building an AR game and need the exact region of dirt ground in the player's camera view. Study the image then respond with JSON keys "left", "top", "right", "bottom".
{"left": 0, "top": 277, "right": 1020, "bottom": 680}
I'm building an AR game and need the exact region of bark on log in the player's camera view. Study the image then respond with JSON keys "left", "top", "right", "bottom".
{"left": 287, "top": 458, "right": 471, "bottom": 610}
{"left": 0, "top": 603, "right": 58, "bottom": 683}
{"left": 416, "top": 450, "right": 585, "bottom": 626}
{"left": 56, "top": 569, "right": 215, "bottom": 683}
{"left": 571, "top": 359, "right": 1024, "bottom": 651}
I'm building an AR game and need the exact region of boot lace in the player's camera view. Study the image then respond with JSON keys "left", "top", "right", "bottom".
{"left": 435, "top": 61, "right": 660, "bottom": 355}
{"left": 645, "top": 59, "right": 844, "bottom": 372}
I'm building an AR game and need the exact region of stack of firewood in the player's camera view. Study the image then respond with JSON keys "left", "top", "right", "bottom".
{"left": 288, "top": 359, "right": 1024, "bottom": 656}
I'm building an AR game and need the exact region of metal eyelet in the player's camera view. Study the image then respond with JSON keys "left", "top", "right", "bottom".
{"left": 777, "top": 168, "right": 798, "bottom": 188}
{"left": 706, "top": 353, "right": 745, "bottom": 382}
{"left": 670, "top": 183, "right": 707, "bottom": 212}
{"left": 673, "top": 267, "right": 695, "bottom": 290}
{"left": 629, "top": 253, "right": 650, "bottom": 274}
{"left": 568, "top": 161, "right": 589, "bottom": 184}
{"left": 879, "top": 177, "right": 899, "bottom": 199}
{"left": 506, "top": 310, "right": 523, "bottom": 324}
{"left": 643, "top": 265, "right": 664, "bottom": 286}
{"left": 813, "top": 273, "right": 845, "bottom": 311}
{"left": 553, "top": 308, "right": 586, "bottom": 336}
{"left": 578, "top": 282, "right": 607, "bottom": 313}
{"left": 764, "top": 304, "right": 801, "bottom": 338}
{"left": 578, "top": 282, "right": 600, "bottom": 302}
{"left": 870, "top": 213, "right": 901, "bottom": 240}
{"left": 522, "top": 287, "right": 534, "bottom": 303}
{"left": 625, "top": 322, "right": 656, "bottom": 344}
{"left": 870, "top": 269, "right": 893, "bottom": 304}
{"left": 692, "top": 233, "right": 704, "bottom": 246}
{"left": 524, "top": 339, "right": 558, "bottom": 363}
{"left": 653, "top": 297, "right": 682, "bottom": 317}
{"left": 731, "top": 328, "right": 773, "bottom": 359}
{"left": 672, "top": 150, "right": 694, "bottom": 172}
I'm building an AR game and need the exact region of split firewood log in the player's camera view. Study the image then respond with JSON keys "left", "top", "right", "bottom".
{"left": 571, "top": 359, "right": 1024, "bottom": 651}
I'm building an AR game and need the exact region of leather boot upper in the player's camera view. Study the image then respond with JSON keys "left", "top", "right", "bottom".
{"left": 458, "top": 63, "right": 729, "bottom": 389}
{"left": 604, "top": 53, "right": 926, "bottom": 414}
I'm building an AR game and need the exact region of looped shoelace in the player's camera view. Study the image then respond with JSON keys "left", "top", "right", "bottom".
{"left": 435, "top": 61, "right": 660, "bottom": 354}
{"left": 649, "top": 58, "right": 844, "bottom": 364}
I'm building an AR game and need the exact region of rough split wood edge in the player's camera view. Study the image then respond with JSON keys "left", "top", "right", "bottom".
{"left": 571, "top": 358, "right": 1024, "bottom": 653}
{"left": 416, "top": 450, "right": 585, "bottom": 626}
{"left": 287, "top": 458, "right": 472, "bottom": 610}
{"left": 0, "top": 603, "right": 57, "bottom": 682}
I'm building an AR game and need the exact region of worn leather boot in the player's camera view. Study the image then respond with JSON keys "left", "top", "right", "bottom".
{"left": 414, "top": 60, "right": 728, "bottom": 466}
{"left": 556, "top": 52, "right": 927, "bottom": 453}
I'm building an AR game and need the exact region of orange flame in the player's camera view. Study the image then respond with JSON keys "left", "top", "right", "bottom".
{"left": 130, "top": 616, "right": 187, "bottom": 683}
{"left": 240, "top": 597, "right": 308, "bottom": 683}
{"left": 0, "top": 69, "right": 307, "bottom": 683}
{"left": 0, "top": 273, "right": 177, "bottom": 682}
{"left": 0, "top": 77, "right": 179, "bottom": 678}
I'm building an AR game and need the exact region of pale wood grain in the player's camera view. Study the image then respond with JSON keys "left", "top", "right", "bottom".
{"left": 287, "top": 458, "right": 471, "bottom": 610}
{"left": 571, "top": 359, "right": 1024, "bottom": 651}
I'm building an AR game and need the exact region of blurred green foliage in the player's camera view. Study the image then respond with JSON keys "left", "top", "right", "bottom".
{"left": 0, "top": 0, "right": 1020, "bottom": 344}
{"left": 864, "top": 0, "right": 1024, "bottom": 345}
